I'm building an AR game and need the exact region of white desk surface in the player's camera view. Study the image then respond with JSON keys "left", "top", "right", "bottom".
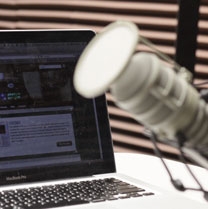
{"left": 114, "top": 153, "right": 208, "bottom": 204}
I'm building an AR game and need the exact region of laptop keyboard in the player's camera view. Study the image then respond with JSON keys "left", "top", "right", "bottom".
{"left": 0, "top": 178, "right": 154, "bottom": 209}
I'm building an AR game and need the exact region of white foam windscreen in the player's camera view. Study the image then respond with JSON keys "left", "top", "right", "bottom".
{"left": 74, "top": 21, "right": 139, "bottom": 98}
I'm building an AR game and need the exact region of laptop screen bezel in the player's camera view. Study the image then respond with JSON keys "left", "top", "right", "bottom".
{"left": 0, "top": 29, "right": 116, "bottom": 185}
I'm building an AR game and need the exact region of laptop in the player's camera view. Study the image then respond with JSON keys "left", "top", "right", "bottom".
{"left": 0, "top": 29, "right": 206, "bottom": 209}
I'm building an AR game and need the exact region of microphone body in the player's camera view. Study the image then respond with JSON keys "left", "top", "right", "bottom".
{"left": 111, "top": 53, "right": 208, "bottom": 157}
{"left": 74, "top": 21, "right": 208, "bottom": 168}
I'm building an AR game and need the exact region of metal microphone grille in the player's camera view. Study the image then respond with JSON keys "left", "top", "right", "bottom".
{"left": 111, "top": 52, "right": 208, "bottom": 155}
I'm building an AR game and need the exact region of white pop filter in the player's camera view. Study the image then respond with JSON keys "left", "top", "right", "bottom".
{"left": 73, "top": 21, "right": 139, "bottom": 98}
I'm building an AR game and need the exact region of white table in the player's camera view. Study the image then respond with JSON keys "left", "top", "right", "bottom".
{"left": 115, "top": 153, "right": 208, "bottom": 204}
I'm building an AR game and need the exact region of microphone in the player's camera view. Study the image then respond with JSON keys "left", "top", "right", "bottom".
{"left": 73, "top": 21, "right": 208, "bottom": 169}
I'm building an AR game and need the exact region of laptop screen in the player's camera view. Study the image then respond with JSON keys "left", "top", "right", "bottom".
{"left": 0, "top": 30, "right": 115, "bottom": 185}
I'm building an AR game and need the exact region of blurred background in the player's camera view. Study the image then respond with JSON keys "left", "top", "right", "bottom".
{"left": 1, "top": 0, "right": 208, "bottom": 161}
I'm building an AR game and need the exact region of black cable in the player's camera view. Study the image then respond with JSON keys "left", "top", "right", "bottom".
{"left": 176, "top": 133, "right": 204, "bottom": 190}
{"left": 150, "top": 131, "right": 186, "bottom": 191}
{"left": 179, "top": 147, "right": 208, "bottom": 201}
{"left": 176, "top": 132, "right": 208, "bottom": 201}
{"left": 150, "top": 130, "right": 208, "bottom": 201}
